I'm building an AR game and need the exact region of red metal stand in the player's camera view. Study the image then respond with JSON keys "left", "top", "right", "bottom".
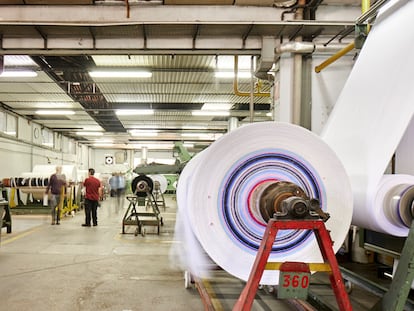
{"left": 233, "top": 219, "right": 352, "bottom": 311}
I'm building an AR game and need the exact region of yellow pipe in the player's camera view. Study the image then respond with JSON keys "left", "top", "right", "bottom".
{"left": 361, "top": 0, "right": 371, "bottom": 32}
{"left": 314, "top": 42, "right": 355, "bottom": 73}
{"left": 361, "top": 0, "right": 371, "bottom": 14}
{"left": 233, "top": 55, "right": 270, "bottom": 97}
{"left": 315, "top": 0, "right": 370, "bottom": 73}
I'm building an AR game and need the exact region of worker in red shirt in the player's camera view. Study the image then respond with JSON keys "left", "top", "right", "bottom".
{"left": 82, "top": 168, "right": 101, "bottom": 227}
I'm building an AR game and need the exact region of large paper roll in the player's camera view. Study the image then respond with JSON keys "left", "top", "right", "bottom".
{"left": 149, "top": 174, "right": 168, "bottom": 194}
{"left": 171, "top": 151, "right": 214, "bottom": 279}
{"left": 177, "top": 122, "right": 352, "bottom": 285}
{"left": 321, "top": 0, "right": 414, "bottom": 236}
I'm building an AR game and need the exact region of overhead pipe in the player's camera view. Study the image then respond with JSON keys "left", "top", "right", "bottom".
{"left": 291, "top": 0, "right": 306, "bottom": 126}
{"left": 361, "top": 0, "right": 370, "bottom": 16}
{"left": 357, "top": 0, "right": 387, "bottom": 25}
{"left": 125, "top": 0, "right": 130, "bottom": 18}
{"left": 233, "top": 55, "right": 270, "bottom": 97}
{"left": 249, "top": 55, "right": 255, "bottom": 122}
{"left": 314, "top": 42, "right": 355, "bottom": 73}
{"left": 275, "top": 41, "right": 356, "bottom": 75}
{"left": 276, "top": 42, "right": 353, "bottom": 55}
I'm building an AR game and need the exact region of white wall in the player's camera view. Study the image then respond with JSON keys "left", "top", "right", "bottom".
{"left": 0, "top": 116, "right": 81, "bottom": 178}
{"left": 275, "top": 46, "right": 355, "bottom": 130}
{"left": 277, "top": 53, "right": 295, "bottom": 123}
{"left": 311, "top": 54, "right": 355, "bottom": 134}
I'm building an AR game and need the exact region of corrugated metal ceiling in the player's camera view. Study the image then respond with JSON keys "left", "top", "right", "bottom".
{"left": 0, "top": 0, "right": 366, "bottom": 150}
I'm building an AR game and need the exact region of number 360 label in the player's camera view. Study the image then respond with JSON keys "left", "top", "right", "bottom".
{"left": 278, "top": 272, "right": 310, "bottom": 299}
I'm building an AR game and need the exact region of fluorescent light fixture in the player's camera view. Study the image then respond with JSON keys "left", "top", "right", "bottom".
{"left": 4, "top": 55, "right": 37, "bottom": 66}
{"left": 0, "top": 70, "right": 38, "bottom": 77}
{"left": 215, "top": 133, "right": 224, "bottom": 139}
{"left": 213, "top": 55, "right": 253, "bottom": 70}
{"left": 182, "top": 125, "right": 208, "bottom": 130}
{"left": 36, "top": 102, "right": 74, "bottom": 108}
{"left": 192, "top": 110, "right": 230, "bottom": 117}
{"left": 95, "top": 139, "right": 113, "bottom": 143}
{"left": 35, "top": 110, "right": 75, "bottom": 115}
{"left": 93, "top": 143, "right": 115, "bottom": 147}
{"left": 42, "top": 142, "right": 54, "bottom": 147}
{"left": 89, "top": 71, "right": 152, "bottom": 78}
{"left": 75, "top": 131, "right": 104, "bottom": 136}
{"left": 132, "top": 143, "right": 174, "bottom": 150}
{"left": 129, "top": 130, "right": 159, "bottom": 137}
{"left": 181, "top": 133, "right": 214, "bottom": 139}
{"left": 4, "top": 131, "right": 16, "bottom": 136}
{"left": 215, "top": 71, "right": 251, "bottom": 79}
{"left": 183, "top": 143, "right": 194, "bottom": 148}
{"left": 181, "top": 133, "right": 223, "bottom": 141}
{"left": 116, "top": 109, "right": 154, "bottom": 116}
{"left": 202, "top": 103, "right": 232, "bottom": 111}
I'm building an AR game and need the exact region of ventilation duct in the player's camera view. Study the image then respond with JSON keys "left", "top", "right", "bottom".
{"left": 255, "top": 36, "right": 276, "bottom": 81}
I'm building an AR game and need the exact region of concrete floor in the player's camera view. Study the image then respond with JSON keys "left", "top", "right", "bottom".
{"left": 0, "top": 195, "right": 204, "bottom": 311}
{"left": 0, "top": 194, "right": 409, "bottom": 311}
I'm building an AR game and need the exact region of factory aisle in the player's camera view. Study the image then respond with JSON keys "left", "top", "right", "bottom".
{"left": 0, "top": 195, "right": 204, "bottom": 311}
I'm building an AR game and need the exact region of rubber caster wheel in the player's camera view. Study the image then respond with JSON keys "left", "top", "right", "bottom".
{"left": 184, "top": 271, "right": 193, "bottom": 289}
{"left": 344, "top": 279, "right": 353, "bottom": 294}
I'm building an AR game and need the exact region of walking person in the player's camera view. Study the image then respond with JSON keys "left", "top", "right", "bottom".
{"left": 45, "top": 165, "right": 67, "bottom": 225}
{"left": 115, "top": 172, "right": 126, "bottom": 212}
{"left": 82, "top": 168, "right": 101, "bottom": 227}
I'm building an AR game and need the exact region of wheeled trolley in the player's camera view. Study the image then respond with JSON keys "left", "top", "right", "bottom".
{"left": 122, "top": 194, "right": 163, "bottom": 237}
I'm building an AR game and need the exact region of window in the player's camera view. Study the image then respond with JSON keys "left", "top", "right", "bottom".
{"left": 41, "top": 128, "right": 54, "bottom": 147}
{"left": 0, "top": 111, "right": 17, "bottom": 137}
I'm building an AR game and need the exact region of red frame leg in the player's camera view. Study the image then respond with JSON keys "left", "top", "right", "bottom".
{"left": 233, "top": 219, "right": 352, "bottom": 311}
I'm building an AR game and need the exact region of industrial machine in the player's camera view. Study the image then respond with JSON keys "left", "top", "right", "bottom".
{"left": 193, "top": 180, "right": 352, "bottom": 310}
{"left": 234, "top": 181, "right": 351, "bottom": 310}
{"left": 122, "top": 174, "right": 163, "bottom": 236}
{"left": 133, "top": 142, "right": 193, "bottom": 175}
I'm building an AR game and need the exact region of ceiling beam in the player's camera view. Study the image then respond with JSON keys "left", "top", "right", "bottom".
{"left": 0, "top": 5, "right": 300, "bottom": 25}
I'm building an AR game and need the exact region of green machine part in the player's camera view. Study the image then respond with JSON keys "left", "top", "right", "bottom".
{"left": 173, "top": 142, "right": 192, "bottom": 163}
{"left": 371, "top": 220, "right": 414, "bottom": 311}
{"left": 164, "top": 174, "right": 178, "bottom": 193}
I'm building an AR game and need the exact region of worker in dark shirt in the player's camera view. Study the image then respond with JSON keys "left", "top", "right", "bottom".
{"left": 45, "top": 166, "right": 66, "bottom": 225}
{"left": 82, "top": 168, "right": 101, "bottom": 227}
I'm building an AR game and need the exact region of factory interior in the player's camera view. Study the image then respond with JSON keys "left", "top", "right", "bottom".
{"left": 1, "top": 0, "right": 414, "bottom": 310}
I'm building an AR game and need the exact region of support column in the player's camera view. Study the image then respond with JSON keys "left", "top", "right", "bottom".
{"left": 141, "top": 146, "right": 148, "bottom": 165}
{"left": 228, "top": 117, "right": 239, "bottom": 132}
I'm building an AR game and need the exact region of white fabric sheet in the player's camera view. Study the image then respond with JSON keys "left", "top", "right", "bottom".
{"left": 321, "top": 0, "right": 414, "bottom": 236}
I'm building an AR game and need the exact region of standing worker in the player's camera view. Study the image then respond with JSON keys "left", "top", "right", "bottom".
{"left": 82, "top": 168, "right": 101, "bottom": 227}
{"left": 45, "top": 165, "right": 67, "bottom": 225}
{"left": 115, "top": 172, "right": 126, "bottom": 212}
